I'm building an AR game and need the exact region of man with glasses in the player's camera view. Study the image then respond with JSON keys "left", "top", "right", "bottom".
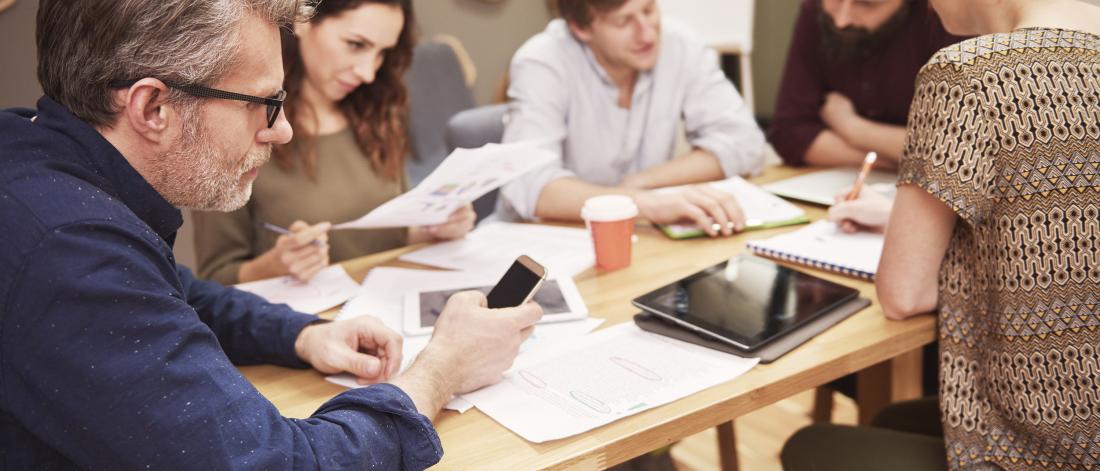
{"left": 0, "top": 1, "right": 541, "bottom": 469}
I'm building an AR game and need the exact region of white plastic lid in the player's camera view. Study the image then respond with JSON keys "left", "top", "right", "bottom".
{"left": 581, "top": 195, "right": 639, "bottom": 222}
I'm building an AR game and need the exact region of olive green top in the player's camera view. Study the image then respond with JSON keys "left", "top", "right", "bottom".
{"left": 193, "top": 128, "right": 407, "bottom": 285}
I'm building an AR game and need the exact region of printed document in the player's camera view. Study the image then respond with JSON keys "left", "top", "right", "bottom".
{"left": 399, "top": 222, "right": 595, "bottom": 277}
{"left": 233, "top": 265, "right": 360, "bottom": 314}
{"left": 460, "top": 322, "right": 759, "bottom": 442}
{"left": 334, "top": 142, "right": 557, "bottom": 229}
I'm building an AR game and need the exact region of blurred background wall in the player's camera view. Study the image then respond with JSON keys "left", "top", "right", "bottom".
{"left": 0, "top": 0, "right": 802, "bottom": 120}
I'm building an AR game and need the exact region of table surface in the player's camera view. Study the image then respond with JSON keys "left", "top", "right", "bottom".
{"left": 240, "top": 166, "right": 936, "bottom": 470}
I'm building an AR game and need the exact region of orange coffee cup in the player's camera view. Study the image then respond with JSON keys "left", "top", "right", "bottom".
{"left": 581, "top": 195, "right": 638, "bottom": 271}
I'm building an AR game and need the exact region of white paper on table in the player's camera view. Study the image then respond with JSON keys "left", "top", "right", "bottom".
{"left": 399, "top": 223, "right": 595, "bottom": 277}
{"left": 460, "top": 322, "right": 759, "bottom": 443}
{"left": 232, "top": 265, "right": 360, "bottom": 314}
{"left": 325, "top": 317, "right": 606, "bottom": 413}
{"left": 333, "top": 141, "right": 557, "bottom": 229}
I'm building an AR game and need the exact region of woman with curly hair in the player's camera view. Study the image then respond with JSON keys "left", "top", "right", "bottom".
{"left": 195, "top": 0, "right": 475, "bottom": 284}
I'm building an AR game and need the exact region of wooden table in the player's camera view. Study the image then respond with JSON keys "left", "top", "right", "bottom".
{"left": 240, "top": 166, "right": 936, "bottom": 470}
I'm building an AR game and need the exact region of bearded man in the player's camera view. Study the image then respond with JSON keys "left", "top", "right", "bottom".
{"left": 768, "top": 0, "right": 962, "bottom": 168}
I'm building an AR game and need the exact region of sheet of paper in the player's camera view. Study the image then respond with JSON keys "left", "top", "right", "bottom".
{"left": 399, "top": 223, "right": 595, "bottom": 277}
{"left": 460, "top": 322, "right": 759, "bottom": 443}
{"left": 333, "top": 141, "right": 557, "bottom": 229}
{"left": 746, "top": 220, "right": 884, "bottom": 276}
{"left": 232, "top": 265, "right": 360, "bottom": 314}
{"left": 659, "top": 177, "right": 807, "bottom": 235}
{"left": 761, "top": 168, "right": 897, "bottom": 206}
{"left": 325, "top": 317, "right": 606, "bottom": 413}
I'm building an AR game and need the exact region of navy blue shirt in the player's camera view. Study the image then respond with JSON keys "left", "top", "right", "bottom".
{"left": 0, "top": 97, "right": 443, "bottom": 470}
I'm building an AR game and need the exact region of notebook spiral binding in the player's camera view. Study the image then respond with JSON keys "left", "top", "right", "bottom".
{"left": 747, "top": 244, "right": 875, "bottom": 281}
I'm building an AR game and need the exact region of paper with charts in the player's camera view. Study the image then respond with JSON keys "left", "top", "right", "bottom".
{"left": 232, "top": 265, "right": 360, "bottom": 314}
{"left": 460, "top": 322, "right": 759, "bottom": 443}
{"left": 334, "top": 142, "right": 557, "bottom": 229}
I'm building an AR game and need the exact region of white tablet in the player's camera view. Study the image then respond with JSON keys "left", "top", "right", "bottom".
{"left": 402, "top": 276, "right": 588, "bottom": 336}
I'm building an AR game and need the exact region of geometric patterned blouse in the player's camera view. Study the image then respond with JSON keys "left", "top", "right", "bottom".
{"left": 898, "top": 28, "right": 1100, "bottom": 470}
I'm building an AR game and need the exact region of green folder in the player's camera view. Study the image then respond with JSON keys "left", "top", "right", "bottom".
{"left": 657, "top": 214, "right": 810, "bottom": 240}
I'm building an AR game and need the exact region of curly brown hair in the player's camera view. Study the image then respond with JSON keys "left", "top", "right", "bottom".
{"left": 276, "top": 0, "right": 415, "bottom": 181}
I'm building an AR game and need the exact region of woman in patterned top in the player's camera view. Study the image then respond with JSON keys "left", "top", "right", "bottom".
{"left": 784, "top": 0, "right": 1100, "bottom": 469}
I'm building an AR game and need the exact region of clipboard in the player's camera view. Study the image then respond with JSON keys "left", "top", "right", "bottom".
{"left": 633, "top": 297, "right": 871, "bottom": 363}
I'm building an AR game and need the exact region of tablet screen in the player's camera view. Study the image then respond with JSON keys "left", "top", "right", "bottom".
{"left": 418, "top": 280, "right": 570, "bottom": 328}
{"left": 632, "top": 255, "right": 859, "bottom": 350}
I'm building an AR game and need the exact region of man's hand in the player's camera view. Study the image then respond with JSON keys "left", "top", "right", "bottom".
{"left": 294, "top": 316, "right": 403, "bottom": 385}
{"left": 820, "top": 92, "right": 863, "bottom": 140}
{"left": 389, "top": 291, "right": 543, "bottom": 417}
{"left": 633, "top": 185, "right": 746, "bottom": 237}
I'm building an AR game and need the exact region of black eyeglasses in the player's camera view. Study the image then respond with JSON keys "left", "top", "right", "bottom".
{"left": 109, "top": 79, "right": 286, "bottom": 128}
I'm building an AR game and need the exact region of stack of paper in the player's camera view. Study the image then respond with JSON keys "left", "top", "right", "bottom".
{"left": 460, "top": 322, "right": 759, "bottom": 442}
{"left": 334, "top": 142, "right": 557, "bottom": 229}
{"left": 233, "top": 265, "right": 361, "bottom": 314}
{"left": 399, "top": 222, "right": 596, "bottom": 277}
{"left": 328, "top": 266, "right": 603, "bottom": 413}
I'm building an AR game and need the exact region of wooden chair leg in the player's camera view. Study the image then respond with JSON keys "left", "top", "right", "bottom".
{"left": 716, "top": 421, "right": 739, "bottom": 471}
{"left": 811, "top": 387, "right": 834, "bottom": 424}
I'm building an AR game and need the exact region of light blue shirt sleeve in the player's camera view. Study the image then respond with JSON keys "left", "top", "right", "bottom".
{"left": 681, "top": 46, "right": 767, "bottom": 178}
{"left": 499, "top": 40, "right": 576, "bottom": 221}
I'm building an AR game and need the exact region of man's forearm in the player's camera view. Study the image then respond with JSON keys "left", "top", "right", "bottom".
{"left": 388, "top": 347, "right": 461, "bottom": 419}
{"left": 533, "top": 177, "right": 642, "bottom": 222}
{"left": 804, "top": 130, "right": 871, "bottom": 167}
{"left": 841, "top": 119, "right": 906, "bottom": 163}
{"left": 620, "top": 148, "right": 726, "bottom": 190}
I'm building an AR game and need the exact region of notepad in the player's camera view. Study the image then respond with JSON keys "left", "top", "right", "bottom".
{"left": 746, "top": 221, "right": 884, "bottom": 280}
{"left": 656, "top": 177, "right": 809, "bottom": 239}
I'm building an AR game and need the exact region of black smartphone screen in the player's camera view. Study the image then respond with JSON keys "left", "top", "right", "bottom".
{"left": 486, "top": 259, "right": 543, "bottom": 309}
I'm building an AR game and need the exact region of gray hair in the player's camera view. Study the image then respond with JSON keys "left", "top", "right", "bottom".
{"left": 36, "top": 0, "right": 312, "bottom": 128}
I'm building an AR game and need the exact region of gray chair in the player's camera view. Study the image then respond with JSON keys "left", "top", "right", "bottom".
{"left": 405, "top": 40, "right": 477, "bottom": 185}
{"left": 444, "top": 103, "right": 509, "bottom": 221}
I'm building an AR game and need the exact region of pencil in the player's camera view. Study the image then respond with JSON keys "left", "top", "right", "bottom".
{"left": 845, "top": 152, "right": 878, "bottom": 201}
{"left": 258, "top": 222, "right": 324, "bottom": 247}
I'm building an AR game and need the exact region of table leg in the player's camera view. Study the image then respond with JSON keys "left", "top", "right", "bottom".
{"left": 855, "top": 348, "right": 923, "bottom": 425}
{"left": 716, "top": 421, "right": 739, "bottom": 471}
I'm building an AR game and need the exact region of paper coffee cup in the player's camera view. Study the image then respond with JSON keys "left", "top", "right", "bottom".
{"left": 581, "top": 195, "right": 638, "bottom": 271}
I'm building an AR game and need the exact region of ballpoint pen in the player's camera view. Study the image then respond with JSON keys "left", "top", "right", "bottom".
{"left": 258, "top": 222, "right": 324, "bottom": 247}
{"left": 845, "top": 152, "right": 878, "bottom": 201}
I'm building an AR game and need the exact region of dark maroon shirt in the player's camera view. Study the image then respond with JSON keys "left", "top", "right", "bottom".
{"left": 768, "top": 0, "right": 962, "bottom": 166}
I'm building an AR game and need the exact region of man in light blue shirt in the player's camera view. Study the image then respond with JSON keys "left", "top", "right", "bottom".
{"left": 499, "top": 0, "right": 767, "bottom": 237}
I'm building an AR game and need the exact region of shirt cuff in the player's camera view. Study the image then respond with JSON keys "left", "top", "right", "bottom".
{"left": 320, "top": 384, "right": 444, "bottom": 470}
{"left": 273, "top": 309, "right": 325, "bottom": 369}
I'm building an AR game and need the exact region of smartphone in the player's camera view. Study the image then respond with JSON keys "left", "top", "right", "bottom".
{"left": 486, "top": 255, "right": 548, "bottom": 309}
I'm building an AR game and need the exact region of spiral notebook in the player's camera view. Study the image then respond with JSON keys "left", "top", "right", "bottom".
{"left": 746, "top": 221, "right": 884, "bottom": 280}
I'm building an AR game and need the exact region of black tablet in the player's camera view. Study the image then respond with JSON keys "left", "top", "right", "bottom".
{"left": 631, "top": 255, "right": 859, "bottom": 352}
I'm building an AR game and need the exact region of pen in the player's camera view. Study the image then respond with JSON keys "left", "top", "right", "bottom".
{"left": 258, "top": 222, "right": 324, "bottom": 247}
{"left": 845, "top": 152, "right": 878, "bottom": 201}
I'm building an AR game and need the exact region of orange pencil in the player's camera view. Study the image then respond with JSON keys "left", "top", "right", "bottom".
{"left": 845, "top": 152, "right": 878, "bottom": 201}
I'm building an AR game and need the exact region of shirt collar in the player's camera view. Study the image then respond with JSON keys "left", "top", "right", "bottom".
{"left": 34, "top": 96, "right": 183, "bottom": 245}
{"left": 580, "top": 43, "right": 655, "bottom": 99}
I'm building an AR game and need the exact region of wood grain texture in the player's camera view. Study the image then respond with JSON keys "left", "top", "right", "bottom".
{"left": 240, "top": 165, "right": 937, "bottom": 470}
